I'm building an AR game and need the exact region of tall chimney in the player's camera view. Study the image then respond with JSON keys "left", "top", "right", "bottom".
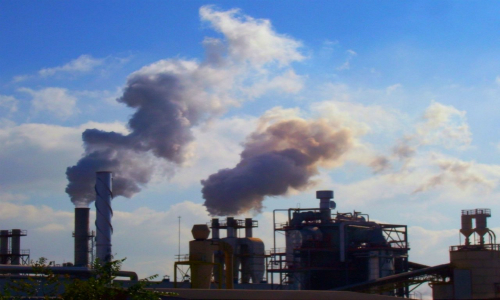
{"left": 95, "top": 171, "right": 113, "bottom": 264}
{"left": 74, "top": 208, "right": 90, "bottom": 266}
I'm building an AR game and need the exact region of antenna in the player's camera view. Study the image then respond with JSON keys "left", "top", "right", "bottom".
{"left": 178, "top": 216, "right": 181, "bottom": 261}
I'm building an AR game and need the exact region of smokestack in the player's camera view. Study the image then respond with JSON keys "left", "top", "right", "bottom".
{"left": 74, "top": 208, "right": 90, "bottom": 267}
{"left": 316, "top": 190, "right": 334, "bottom": 222}
{"left": 245, "top": 218, "right": 253, "bottom": 238}
{"left": 211, "top": 218, "right": 220, "bottom": 240}
{"left": 95, "top": 171, "right": 113, "bottom": 264}
{"left": 0, "top": 230, "right": 8, "bottom": 264}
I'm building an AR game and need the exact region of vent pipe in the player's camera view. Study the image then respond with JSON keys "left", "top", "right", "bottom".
{"left": 11, "top": 229, "right": 21, "bottom": 265}
{"left": 0, "top": 231, "right": 8, "bottom": 264}
{"left": 245, "top": 218, "right": 253, "bottom": 238}
{"left": 74, "top": 208, "right": 90, "bottom": 266}
{"left": 211, "top": 218, "right": 220, "bottom": 240}
{"left": 227, "top": 217, "right": 235, "bottom": 238}
{"left": 316, "top": 190, "right": 334, "bottom": 222}
{"left": 95, "top": 171, "right": 113, "bottom": 264}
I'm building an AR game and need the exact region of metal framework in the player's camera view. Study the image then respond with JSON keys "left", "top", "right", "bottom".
{"left": 267, "top": 208, "right": 411, "bottom": 296}
{"left": 0, "top": 230, "right": 30, "bottom": 265}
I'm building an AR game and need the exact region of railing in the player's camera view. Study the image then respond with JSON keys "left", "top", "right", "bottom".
{"left": 462, "top": 208, "right": 491, "bottom": 216}
{"left": 0, "top": 249, "right": 30, "bottom": 255}
{"left": 0, "top": 230, "right": 28, "bottom": 236}
{"left": 174, "top": 254, "right": 189, "bottom": 261}
{"left": 450, "top": 244, "right": 500, "bottom": 251}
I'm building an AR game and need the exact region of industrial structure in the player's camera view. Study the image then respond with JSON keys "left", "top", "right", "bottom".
{"left": 3, "top": 171, "right": 500, "bottom": 299}
{"left": 431, "top": 208, "right": 500, "bottom": 299}
{"left": 268, "top": 190, "right": 410, "bottom": 295}
{"left": 0, "top": 229, "right": 30, "bottom": 265}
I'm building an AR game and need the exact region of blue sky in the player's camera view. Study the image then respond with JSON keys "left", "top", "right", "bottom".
{"left": 1, "top": 2, "right": 500, "bottom": 296}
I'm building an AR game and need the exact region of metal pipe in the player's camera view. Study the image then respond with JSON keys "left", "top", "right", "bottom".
{"left": 226, "top": 217, "right": 235, "bottom": 238}
{"left": 0, "top": 265, "right": 138, "bottom": 280}
{"left": 11, "top": 229, "right": 21, "bottom": 265}
{"left": 211, "top": 218, "right": 220, "bottom": 240}
{"left": 95, "top": 171, "right": 113, "bottom": 264}
{"left": 245, "top": 218, "right": 253, "bottom": 238}
{"left": 74, "top": 208, "right": 90, "bottom": 267}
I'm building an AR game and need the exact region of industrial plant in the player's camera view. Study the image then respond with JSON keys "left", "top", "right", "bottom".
{"left": 1, "top": 171, "right": 499, "bottom": 300}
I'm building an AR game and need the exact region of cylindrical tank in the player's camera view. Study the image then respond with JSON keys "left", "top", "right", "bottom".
{"left": 460, "top": 214, "right": 474, "bottom": 245}
{"left": 475, "top": 214, "right": 489, "bottom": 245}
{"left": 245, "top": 218, "right": 253, "bottom": 238}
{"left": 74, "top": 208, "right": 90, "bottom": 267}
{"left": 211, "top": 218, "right": 220, "bottom": 240}
{"left": 0, "top": 230, "right": 9, "bottom": 264}
{"left": 95, "top": 171, "right": 113, "bottom": 264}
{"left": 11, "top": 229, "right": 21, "bottom": 265}
{"left": 190, "top": 225, "right": 213, "bottom": 289}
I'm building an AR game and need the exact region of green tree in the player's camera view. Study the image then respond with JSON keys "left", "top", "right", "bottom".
{"left": 1, "top": 257, "right": 176, "bottom": 300}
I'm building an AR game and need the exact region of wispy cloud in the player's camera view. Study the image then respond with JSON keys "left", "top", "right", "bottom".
{"left": 336, "top": 49, "right": 357, "bottom": 71}
{"left": 38, "top": 54, "right": 103, "bottom": 77}
{"left": 0, "top": 95, "right": 19, "bottom": 114}
{"left": 19, "top": 87, "right": 79, "bottom": 120}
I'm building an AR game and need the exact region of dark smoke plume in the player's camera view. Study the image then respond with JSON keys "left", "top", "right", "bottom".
{"left": 202, "top": 118, "right": 354, "bottom": 215}
{"left": 66, "top": 65, "right": 220, "bottom": 207}
{"left": 66, "top": 7, "right": 304, "bottom": 207}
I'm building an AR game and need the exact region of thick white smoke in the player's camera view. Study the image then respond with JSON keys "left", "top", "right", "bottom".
{"left": 201, "top": 115, "right": 355, "bottom": 216}
{"left": 66, "top": 6, "right": 304, "bottom": 207}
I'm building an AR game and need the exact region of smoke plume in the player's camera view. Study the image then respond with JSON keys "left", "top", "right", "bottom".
{"left": 66, "top": 6, "right": 304, "bottom": 207}
{"left": 202, "top": 117, "right": 354, "bottom": 216}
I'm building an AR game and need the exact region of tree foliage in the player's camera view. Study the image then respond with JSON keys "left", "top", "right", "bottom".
{"left": 0, "top": 257, "right": 175, "bottom": 300}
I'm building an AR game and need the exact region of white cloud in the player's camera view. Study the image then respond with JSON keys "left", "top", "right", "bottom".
{"left": 19, "top": 87, "right": 78, "bottom": 120}
{"left": 0, "top": 95, "right": 19, "bottom": 114}
{"left": 200, "top": 6, "right": 304, "bottom": 66}
{"left": 336, "top": 49, "right": 357, "bottom": 71}
{"left": 386, "top": 83, "right": 402, "bottom": 95}
{"left": 38, "top": 54, "right": 103, "bottom": 77}
{"left": 417, "top": 101, "right": 472, "bottom": 148}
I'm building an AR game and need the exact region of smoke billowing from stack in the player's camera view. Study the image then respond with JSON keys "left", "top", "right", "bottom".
{"left": 202, "top": 118, "right": 354, "bottom": 216}
{"left": 65, "top": 6, "right": 304, "bottom": 207}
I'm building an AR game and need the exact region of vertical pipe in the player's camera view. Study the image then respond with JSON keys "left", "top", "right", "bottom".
{"left": 227, "top": 217, "right": 235, "bottom": 238}
{"left": 245, "top": 218, "right": 253, "bottom": 238}
{"left": 95, "top": 171, "right": 113, "bottom": 264}
{"left": 316, "top": 190, "right": 334, "bottom": 222}
{"left": 212, "top": 218, "right": 220, "bottom": 240}
{"left": 11, "top": 229, "right": 21, "bottom": 265}
{"left": 0, "top": 230, "right": 8, "bottom": 264}
{"left": 74, "top": 208, "right": 90, "bottom": 266}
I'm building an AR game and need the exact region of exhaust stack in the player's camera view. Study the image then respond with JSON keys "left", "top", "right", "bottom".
{"left": 95, "top": 171, "right": 113, "bottom": 264}
{"left": 74, "top": 208, "right": 90, "bottom": 266}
